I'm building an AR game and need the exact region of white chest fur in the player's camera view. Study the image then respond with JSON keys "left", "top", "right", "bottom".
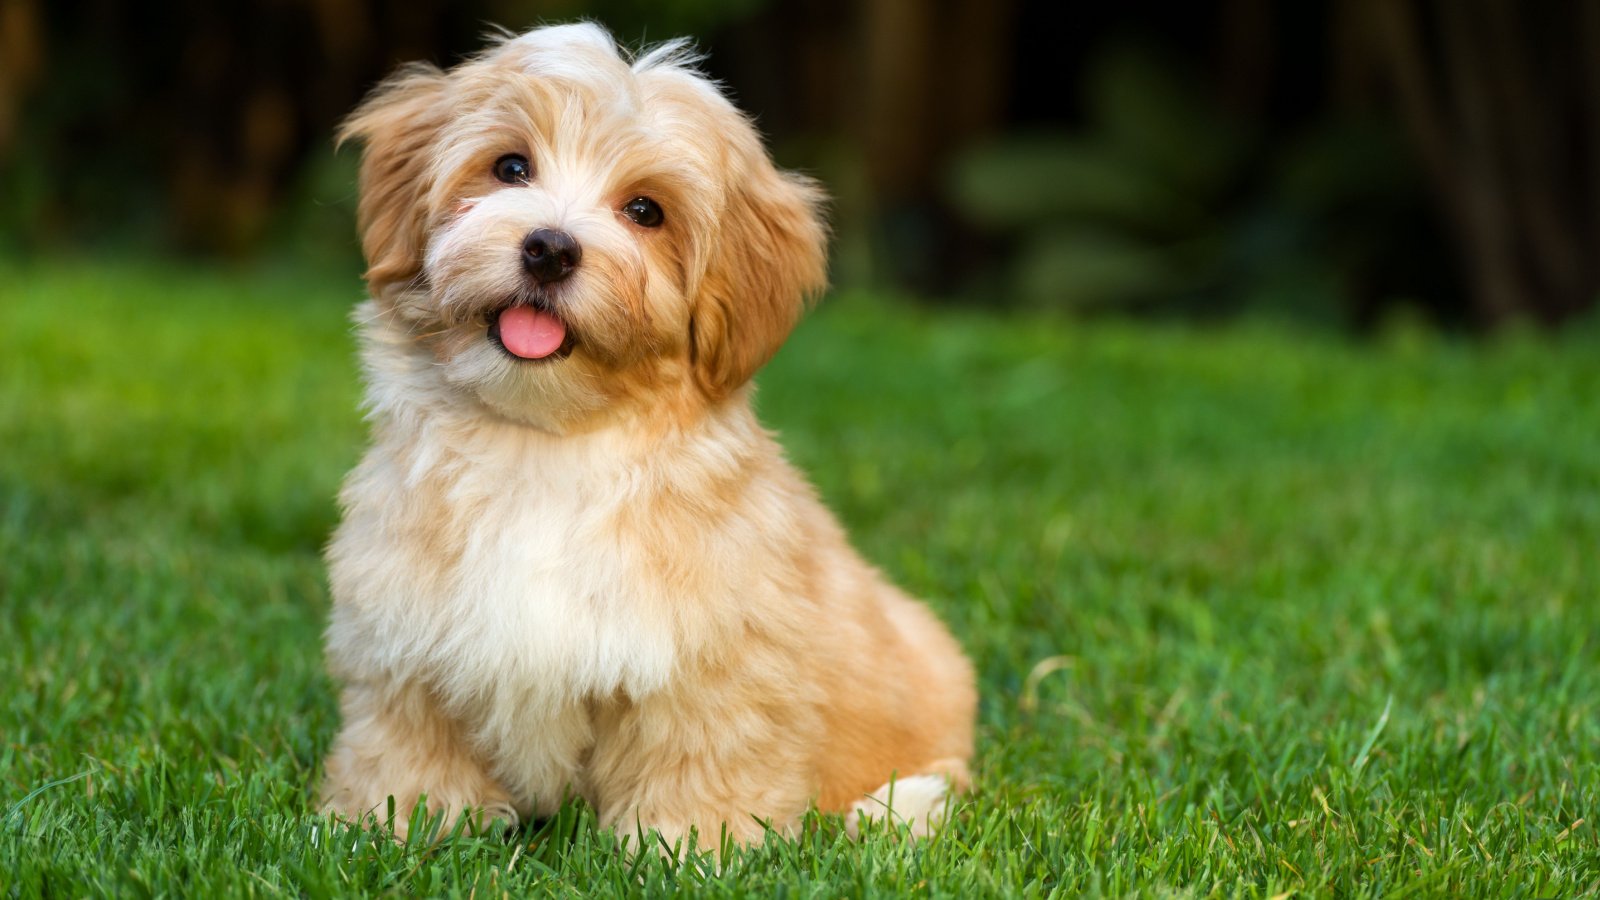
{"left": 441, "top": 478, "right": 678, "bottom": 698}
{"left": 324, "top": 413, "right": 705, "bottom": 806}
{"left": 329, "top": 418, "right": 680, "bottom": 697}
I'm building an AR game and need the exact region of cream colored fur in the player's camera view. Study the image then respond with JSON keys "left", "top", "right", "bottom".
{"left": 318, "top": 23, "right": 976, "bottom": 849}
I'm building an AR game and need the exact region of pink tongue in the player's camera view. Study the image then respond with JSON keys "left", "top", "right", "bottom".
{"left": 497, "top": 305, "right": 567, "bottom": 359}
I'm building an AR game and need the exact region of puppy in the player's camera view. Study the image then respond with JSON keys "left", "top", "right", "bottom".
{"left": 318, "top": 23, "right": 976, "bottom": 848}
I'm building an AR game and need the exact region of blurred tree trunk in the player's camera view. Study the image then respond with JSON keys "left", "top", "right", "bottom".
{"left": 857, "top": 0, "right": 1016, "bottom": 291}
{"left": 0, "top": 0, "right": 44, "bottom": 153}
{"left": 1360, "top": 0, "right": 1600, "bottom": 326}
{"left": 1217, "top": 0, "right": 1272, "bottom": 117}
{"left": 859, "top": 0, "right": 1012, "bottom": 201}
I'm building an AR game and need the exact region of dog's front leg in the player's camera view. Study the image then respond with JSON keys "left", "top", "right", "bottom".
{"left": 584, "top": 682, "right": 819, "bottom": 854}
{"left": 318, "top": 680, "right": 517, "bottom": 839}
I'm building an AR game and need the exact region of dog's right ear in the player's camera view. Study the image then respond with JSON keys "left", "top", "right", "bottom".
{"left": 338, "top": 65, "right": 449, "bottom": 294}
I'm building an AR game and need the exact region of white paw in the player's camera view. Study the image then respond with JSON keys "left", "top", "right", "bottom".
{"left": 845, "top": 774, "right": 952, "bottom": 838}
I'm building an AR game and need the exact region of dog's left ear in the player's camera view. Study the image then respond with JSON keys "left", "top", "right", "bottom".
{"left": 691, "top": 143, "right": 828, "bottom": 400}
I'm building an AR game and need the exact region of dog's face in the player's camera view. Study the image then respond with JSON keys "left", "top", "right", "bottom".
{"left": 343, "top": 25, "right": 827, "bottom": 431}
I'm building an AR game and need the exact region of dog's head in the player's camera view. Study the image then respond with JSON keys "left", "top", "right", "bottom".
{"left": 342, "top": 24, "right": 827, "bottom": 431}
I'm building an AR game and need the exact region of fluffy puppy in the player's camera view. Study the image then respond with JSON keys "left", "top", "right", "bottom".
{"left": 318, "top": 23, "right": 976, "bottom": 848}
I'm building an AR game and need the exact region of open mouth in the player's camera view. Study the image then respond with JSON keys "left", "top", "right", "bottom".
{"left": 487, "top": 299, "right": 576, "bottom": 361}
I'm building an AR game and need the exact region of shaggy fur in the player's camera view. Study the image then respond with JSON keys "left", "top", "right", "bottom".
{"left": 318, "top": 23, "right": 976, "bottom": 847}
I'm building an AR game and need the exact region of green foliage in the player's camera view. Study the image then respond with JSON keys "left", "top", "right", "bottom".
{"left": 4, "top": 261, "right": 1599, "bottom": 895}
{"left": 948, "top": 43, "right": 1431, "bottom": 325}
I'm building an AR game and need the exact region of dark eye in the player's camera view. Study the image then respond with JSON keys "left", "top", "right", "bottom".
{"left": 621, "top": 197, "right": 664, "bottom": 228}
{"left": 493, "top": 154, "right": 531, "bottom": 184}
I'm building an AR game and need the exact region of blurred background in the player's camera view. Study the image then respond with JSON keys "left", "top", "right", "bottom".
{"left": 3, "top": 0, "right": 1598, "bottom": 332}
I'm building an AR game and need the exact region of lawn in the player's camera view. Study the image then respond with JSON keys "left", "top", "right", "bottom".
{"left": 3, "top": 259, "right": 1598, "bottom": 897}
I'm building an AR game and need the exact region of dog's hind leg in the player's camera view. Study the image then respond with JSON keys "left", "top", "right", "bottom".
{"left": 844, "top": 758, "right": 969, "bottom": 839}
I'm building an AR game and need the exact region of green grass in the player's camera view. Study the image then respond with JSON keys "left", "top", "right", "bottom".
{"left": 3, "top": 259, "right": 1598, "bottom": 897}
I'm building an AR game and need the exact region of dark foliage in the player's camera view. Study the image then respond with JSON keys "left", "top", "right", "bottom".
{"left": 1, "top": 0, "right": 1594, "bottom": 329}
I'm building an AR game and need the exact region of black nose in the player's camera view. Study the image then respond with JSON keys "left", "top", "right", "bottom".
{"left": 522, "top": 228, "right": 581, "bottom": 283}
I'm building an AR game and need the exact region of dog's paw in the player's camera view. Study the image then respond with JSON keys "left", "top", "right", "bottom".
{"left": 337, "top": 795, "right": 520, "bottom": 843}
{"left": 465, "top": 800, "right": 521, "bottom": 836}
{"left": 844, "top": 774, "right": 953, "bottom": 839}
